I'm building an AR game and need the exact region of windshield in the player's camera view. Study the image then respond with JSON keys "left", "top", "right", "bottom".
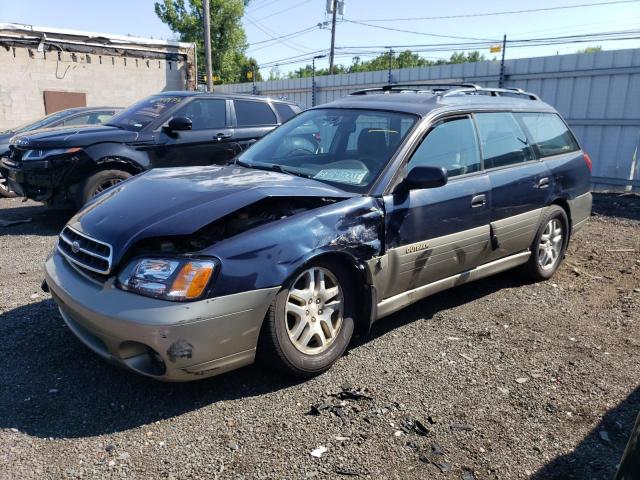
{"left": 237, "top": 108, "right": 418, "bottom": 193}
{"left": 107, "top": 95, "right": 185, "bottom": 131}
{"left": 6, "top": 110, "right": 73, "bottom": 134}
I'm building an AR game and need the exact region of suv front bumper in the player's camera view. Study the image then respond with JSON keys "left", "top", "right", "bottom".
{"left": 44, "top": 250, "right": 279, "bottom": 381}
{"left": 0, "top": 158, "right": 59, "bottom": 199}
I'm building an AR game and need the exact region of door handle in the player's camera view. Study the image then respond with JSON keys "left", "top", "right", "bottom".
{"left": 215, "top": 133, "right": 232, "bottom": 140}
{"left": 537, "top": 177, "right": 550, "bottom": 189}
{"left": 471, "top": 194, "right": 486, "bottom": 208}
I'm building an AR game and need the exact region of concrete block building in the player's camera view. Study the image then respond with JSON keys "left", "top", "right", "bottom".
{"left": 0, "top": 23, "right": 196, "bottom": 130}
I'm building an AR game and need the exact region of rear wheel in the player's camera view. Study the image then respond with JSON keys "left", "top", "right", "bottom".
{"left": 525, "top": 205, "right": 569, "bottom": 280}
{"left": 0, "top": 173, "right": 18, "bottom": 198}
{"left": 259, "top": 259, "right": 355, "bottom": 377}
{"left": 77, "top": 169, "right": 131, "bottom": 208}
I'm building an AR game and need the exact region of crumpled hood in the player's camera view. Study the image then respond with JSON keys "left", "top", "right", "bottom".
{"left": 11, "top": 125, "right": 139, "bottom": 148}
{"left": 68, "top": 165, "right": 355, "bottom": 265}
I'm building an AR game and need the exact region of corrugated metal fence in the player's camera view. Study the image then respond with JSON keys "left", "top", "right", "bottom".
{"left": 218, "top": 48, "right": 640, "bottom": 190}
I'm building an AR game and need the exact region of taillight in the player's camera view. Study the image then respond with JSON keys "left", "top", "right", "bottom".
{"left": 583, "top": 152, "right": 592, "bottom": 172}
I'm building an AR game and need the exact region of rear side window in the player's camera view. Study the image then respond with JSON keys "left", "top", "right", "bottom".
{"left": 474, "top": 112, "right": 534, "bottom": 169}
{"left": 516, "top": 113, "right": 579, "bottom": 157}
{"left": 235, "top": 100, "right": 277, "bottom": 126}
{"left": 409, "top": 116, "right": 481, "bottom": 177}
{"left": 273, "top": 103, "right": 297, "bottom": 122}
{"left": 62, "top": 114, "right": 92, "bottom": 126}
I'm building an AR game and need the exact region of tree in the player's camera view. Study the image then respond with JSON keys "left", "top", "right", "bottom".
{"left": 155, "top": 0, "right": 259, "bottom": 84}
{"left": 287, "top": 50, "right": 487, "bottom": 79}
{"left": 576, "top": 46, "right": 602, "bottom": 54}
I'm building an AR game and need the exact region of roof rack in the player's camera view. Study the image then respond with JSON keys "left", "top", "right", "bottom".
{"left": 349, "top": 83, "right": 480, "bottom": 95}
{"left": 442, "top": 86, "right": 540, "bottom": 101}
{"left": 349, "top": 83, "right": 540, "bottom": 101}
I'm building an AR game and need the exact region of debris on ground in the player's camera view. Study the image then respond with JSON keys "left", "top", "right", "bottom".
{"left": 310, "top": 446, "right": 327, "bottom": 458}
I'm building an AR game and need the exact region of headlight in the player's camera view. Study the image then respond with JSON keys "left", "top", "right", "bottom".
{"left": 117, "top": 257, "right": 217, "bottom": 301}
{"left": 22, "top": 147, "right": 82, "bottom": 160}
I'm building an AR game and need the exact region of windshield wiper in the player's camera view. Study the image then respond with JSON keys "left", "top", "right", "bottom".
{"left": 234, "top": 159, "right": 311, "bottom": 179}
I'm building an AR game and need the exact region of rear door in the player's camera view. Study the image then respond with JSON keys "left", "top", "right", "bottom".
{"left": 231, "top": 99, "right": 279, "bottom": 151}
{"left": 150, "top": 98, "right": 237, "bottom": 167}
{"left": 381, "top": 114, "right": 491, "bottom": 299}
{"left": 473, "top": 112, "right": 552, "bottom": 260}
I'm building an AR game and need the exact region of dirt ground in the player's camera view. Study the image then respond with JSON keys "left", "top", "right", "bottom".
{"left": 0, "top": 193, "right": 638, "bottom": 480}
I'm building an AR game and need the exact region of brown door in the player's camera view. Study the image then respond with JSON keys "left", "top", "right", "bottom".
{"left": 43, "top": 91, "right": 86, "bottom": 114}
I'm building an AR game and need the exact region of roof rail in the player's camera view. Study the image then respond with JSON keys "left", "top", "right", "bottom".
{"left": 349, "top": 83, "right": 480, "bottom": 95}
{"left": 442, "top": 86, "right": 540, "bottom": 101}
{"left": 349, "top": 83, "right": 539, "bottom": 101}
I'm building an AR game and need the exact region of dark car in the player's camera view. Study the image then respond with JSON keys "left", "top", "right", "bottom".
{"left": 42, "top": 84, "right": 592, "bottom": 381}
{"left": 0, "top": 106, "right": 120, "bottom": 198}
{"left": 1, "top": 92, "right": 301, "bottom": 207}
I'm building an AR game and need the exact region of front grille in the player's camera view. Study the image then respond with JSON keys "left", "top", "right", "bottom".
{"left": 58, "top": 226, "right": 113, "bottom": 275}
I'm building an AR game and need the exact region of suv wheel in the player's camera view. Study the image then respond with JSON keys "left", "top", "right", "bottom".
{"left": 77, "top": 170, "right": 131, "bottom": 207}
{"left": 260, "top": 259, "right": 355, "bottom": 377}
{"left": 525, "top": 205, "right": 569, "bottom": 280}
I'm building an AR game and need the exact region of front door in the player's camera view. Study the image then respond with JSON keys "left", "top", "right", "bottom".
{"left": 150, "top": 98, "right": 238, "bottom": 168}
{"left": 381, "top": 115, "right": 491, "bottom": 299}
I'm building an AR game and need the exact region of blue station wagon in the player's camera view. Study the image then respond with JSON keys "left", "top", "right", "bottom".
{"left": 43, "top": 84, "right": 592, "bottom": 381}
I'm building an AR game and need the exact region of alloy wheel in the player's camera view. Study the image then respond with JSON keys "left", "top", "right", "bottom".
{"left": 285, "top": 267, "right": 344, "bottom": 355}
{"left": 538, "top": 218, "right": 563, "bottom": 271}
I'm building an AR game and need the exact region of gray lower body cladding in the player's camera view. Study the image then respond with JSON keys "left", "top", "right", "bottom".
{"left": 45, "top": 250, "right": 279, "bottom": 381}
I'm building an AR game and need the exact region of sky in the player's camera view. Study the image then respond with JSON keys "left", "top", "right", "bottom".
{"left": 1, "top": 0, "right": 639, "bottom": 78}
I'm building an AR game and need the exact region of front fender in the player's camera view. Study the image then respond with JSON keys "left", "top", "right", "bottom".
{"left": 206, "top": 196, "right": 385, "bottom": 297}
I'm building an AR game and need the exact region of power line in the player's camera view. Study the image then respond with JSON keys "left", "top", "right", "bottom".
{"left": 343, "top": 19, "right": 500, "bottom": 42}
{"left": 255, "top": 0, "right": 315, "bottom": 21}
{"left": 255, "top": 28, "right": 640, "bottom": 69}
{"left": 245, "top": 14, "right": 312, "bottom": 53}
{"left": 248, "top": 24, "right": 322, "bottom": 47}
{"left": 348, "top": 0, "right": 640, "bottom": 22}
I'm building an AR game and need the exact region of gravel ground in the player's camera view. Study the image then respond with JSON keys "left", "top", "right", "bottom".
{"left": 0, "top": 194, "right": 639, "bottom": 480}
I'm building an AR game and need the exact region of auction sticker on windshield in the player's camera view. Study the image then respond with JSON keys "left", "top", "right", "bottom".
{"left": 314, "top": 169, "right": 367, "bottom": 185}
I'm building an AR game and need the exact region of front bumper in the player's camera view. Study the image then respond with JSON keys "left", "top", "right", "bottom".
{"left": 1, "top": 157, "right": 65, "bottom": 200}
{"left": 44, "top": 250, "right": 279, "bottom": 381}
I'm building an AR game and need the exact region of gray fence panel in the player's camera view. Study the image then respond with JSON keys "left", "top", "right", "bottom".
{"left": 218, "top": 48, "right": 640, "bottom": 189}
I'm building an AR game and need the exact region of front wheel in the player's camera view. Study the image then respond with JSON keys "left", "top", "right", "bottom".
{"left": 77, "top": 169, "right": 131, "bottom": 208}
{"left": 525, "top": 205, "right": 569, "bottom": 280}
{"left": 259, "top": 260, "right": 355, "bottom": 377}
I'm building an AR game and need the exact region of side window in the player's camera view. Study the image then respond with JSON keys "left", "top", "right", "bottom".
{"left": 516, "top": 112, "right": 579, "bottom": 157}
{"left": 235, "top": 100, "right": 277, "bottom": 126}
{"left": 409, "top": 116, "right": 481, "bottom": 177}
{"left": 474, "top": 112, "right": 534, "bottom": 169}
{"left": 94, "top": 112, "right": 115, "bottom": 124}
{"left": 62, "top": 114, "right": 92, "bottom": 126}
{"left": 173, "top": 99, "right": 226, "bottom": 130}
{"left": 273, "top": 103, "right": 297, "bottom": 122}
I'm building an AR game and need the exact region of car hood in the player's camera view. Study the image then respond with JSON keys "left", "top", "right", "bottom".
{"left": 68, "top": 165, "right": 355, "bottom": 265}
{"left": 10, "top": 125, "right": 139, "bottom": 148}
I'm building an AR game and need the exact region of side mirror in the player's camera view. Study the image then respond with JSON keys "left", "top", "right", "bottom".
{"left": 396, "top": 166, "right": 448, "bottom": 192}
{"left": 165, "top": 117, "right": 192, "bottom": 134}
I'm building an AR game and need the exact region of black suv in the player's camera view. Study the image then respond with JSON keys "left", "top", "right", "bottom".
{"left": 1, "top": 92, "right": 301, "bottom": 207}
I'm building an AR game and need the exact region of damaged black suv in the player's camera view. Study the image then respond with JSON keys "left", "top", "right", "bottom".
{"left": 43, "top": 84, "right": 592, "bottom": 381}
{"left": 1, "top": 91, "right": 301, "bottom": 207}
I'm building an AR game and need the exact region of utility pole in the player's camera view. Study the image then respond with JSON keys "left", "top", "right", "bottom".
{"left": 498, "top": 34, "right": 507, "bottom": 88}
{"left": 387, "top": 48, "right": 394, "bottom": 85}
{"left": 328, "top": 0, "right": 337, "bottom": 75}
{"left": 312, "top": 54, "right": 326, "bottom": 107}
{"left": 203, "top": 0, "right": 213, "bottom": 92}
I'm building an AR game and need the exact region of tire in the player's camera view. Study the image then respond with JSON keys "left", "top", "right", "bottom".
{"left": 77, "top": 169, "right": 131, "bottom": 208}
{"left": 259, "top": 259, "right": 356, "bottom": 377}
{"left": 0, "top": 173, "right": 18, "bottom": 198}
{"left": 524, "top": 205, "right": 569, "bottom": 281}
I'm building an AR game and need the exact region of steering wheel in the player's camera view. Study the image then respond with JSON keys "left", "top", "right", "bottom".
{"left": 286, "top": 148, "right": 315, "bottom": 157}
